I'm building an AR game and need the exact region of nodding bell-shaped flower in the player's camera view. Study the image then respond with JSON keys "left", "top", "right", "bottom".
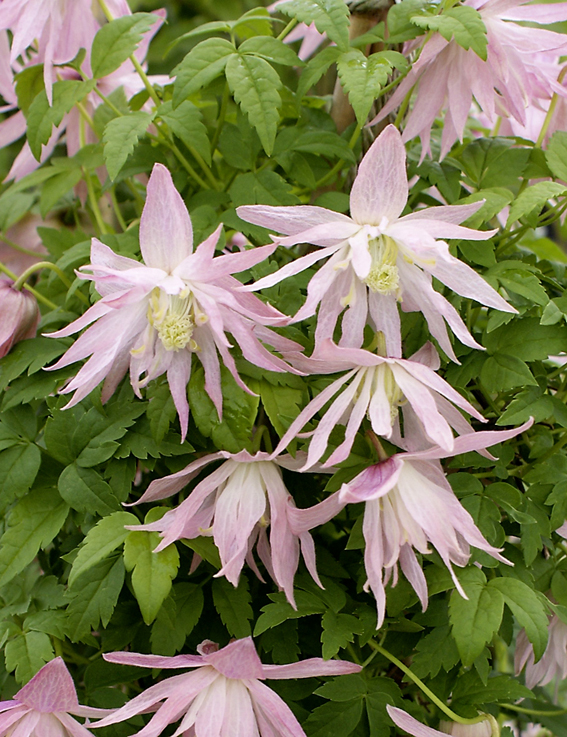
{"left": 0, "top": 278, "right": 40, "bottom": 358}
{"left": 515, "top": 611, "right": 567, "bottom": 688}
{"left": 92, "top": 637, "right": 361, "bottom": 737}
{"left": 0, "top": 657, "right": 114, "bottom": 736}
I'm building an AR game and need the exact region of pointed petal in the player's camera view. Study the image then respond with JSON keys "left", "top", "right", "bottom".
{"left": 387, "top": 706, "right": 445, "bottom": 737}
{"left": 339, "top": 457, "right": 403, "bottom": 503}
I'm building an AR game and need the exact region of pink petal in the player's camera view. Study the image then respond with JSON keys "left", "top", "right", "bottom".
{"left": 387, "top": 706, "right": 445, "bottom": 737}
{"left": 339, "top": 457, "right": 403, "bottom": 503}
{"left": 205, "top": 638, "right": 265, "bottom": 680}
{"left": 15, "top": 658, "right": 79, "bottom": 713}
{"left": 236, "top": 204, "right": 352, "bottom": 236}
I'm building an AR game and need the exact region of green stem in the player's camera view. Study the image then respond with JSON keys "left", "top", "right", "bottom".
{"left": 94, "top": 87, "right": 124, "bottom": 117}
{"left": 502, "top": 703, "right": 567, "bottom": 717}
{"left": 394, "top": 83, "right": 415, "bottom": 128}
{"left": 0, "top": 262, "right": 58, "bottom": 310}
{"left": 368, "top": 642, "right": 488, "bottom": 725}
{"left": 536, "top": 432, "right": 567, "bottom": 465}
{"left": 85, "top": 169, "right": 108, "bottom": 235}
{"left": 110, "top": 187, "right": 128, "bottom": 232}
{"left": 0, "top": 233, "right": 42, "bottom": 257}
{"left": 130, "top": 53, "right": 161, "bottom": 108}
{"left": 211, "top": 82, "right": 230, "bottom": 157}
{"left": 13, "top": 261, "right": 86, "bottom": 304}
{"left": 277, "top": 18, "right": 299, "bottom": 41}
{"left": 536, "top": 65, "right": 567, "bottom": 148}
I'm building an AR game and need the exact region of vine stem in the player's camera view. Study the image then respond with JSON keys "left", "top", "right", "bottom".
{"left": 368, "top": 642, "right": 489, "bottom": 726}
{"left": 277, "top": 18, "right": 299, "bottom": 41}
{"left": 502, "top": 703, "right": 567, "bottom": 717}
{"left": 0, "top": 233, "right": 42, "bottom": 258}
{"left": 13, "top": 261, "right": 90, "bottom": 306}
{"left": 0, "top": 262, "right": 58, "bottom": 310}
{"left": 536, "top": 65, "right": 567, "bottom": 148}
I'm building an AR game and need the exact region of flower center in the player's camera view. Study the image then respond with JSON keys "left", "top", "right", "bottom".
{"left": 363, "top": 235, "right": 400, "bottom": 295}
{"left": 148, "top": 290, "right": 202, "bottom": 352}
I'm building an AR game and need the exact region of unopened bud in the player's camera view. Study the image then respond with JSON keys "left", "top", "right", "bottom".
{"left": 0, "top": 280, "right": 40, "bottom": 358}
{"left": 439, "top": 716, "right": 499, "bottom": 737}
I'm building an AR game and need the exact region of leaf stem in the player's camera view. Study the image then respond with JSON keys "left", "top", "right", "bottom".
{"left": 0, "top": 262, "right": 58, "bottom": 310}
{"left": 502, "top": 703, "right": 567, "bottom": 717}
{"left": 0, "top": 233, "right": 43, "bottom": 258}
{"left": 14, "top": 261, "right": 89, "bottom": 308}
{"left": 277, "top": 18, "right": 299, "bottom": 41}
{"left": 211, "top": 81, "right": 230, "bottom": 157}
{"left": 536, "top": 65, "right": 567, "bottom": 149}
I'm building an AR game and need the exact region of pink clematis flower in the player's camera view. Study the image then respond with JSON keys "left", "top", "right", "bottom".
{"left": 92, "top": 637, "right": 361, "bottom": 737}
{"left": 0, "top": 657, "right": 114, "bottom": 736}
{"left": 0, "top": 0, "right": 99, "bottom": 101}
{"left": 296, "top": 421, "right": 532, "bottom": 627}
{"left": 46, "top": 164, "right": 298, "bottom": 440}
{"left": 515, "top": 612, "right": 567, "bottom": 688}
{"left": 270, "top": 339, "right": 486, "bottom": 469}
{"left": 387, "top": 706, "right": 496, "bottom": 737}
{"left": 128, "top": 450, "right": 340, "bottom": 607}
{"left": 237, "top": 125, "right": 513, "bottom": 361}
{"left": 0, "top": 278, "right": 40, "bottom": 358}
{"left": 371, "top": 0, "right": 567, "bottom": 160}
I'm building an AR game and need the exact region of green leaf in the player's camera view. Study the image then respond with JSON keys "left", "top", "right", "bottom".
{"left": 297, "top": 46, "right": 341, "bottom": 98}
{"left": 123, "top": 529, "right": 180, "bottom": 625}
{"left": 69, "top": 511, "right": 138, "bottom": 586}
{"left": 66, "top": 556, "right": 125, "bottom": 642}
{"left": 15, "top": 64, "right": 45, "bottom": 115}
{"left": 226, "top": 53, "right": 282, "bottom": 156}
{"left": 451, "top": 672, "right": 532, "bottom": 707}
{"left": 146, "top": 380, "right": 177, "bottom": 444}
{"left": 4, "top": 632, "right": 54, "bottom": 684}
{"left": 0, "top": 488, "right": 69, "bottom": 589}
{"left": 212, "top": 576, "right": 253, "bottom": 638}
{"left": 254, "top": 590, "right": 326, "bottom": 635}
{"left": 188, "top": 365, "right": 259, "bottom": 454}
{"left": 39, "top": 168, "right": 83, "bottom": 217}
{"left": 173, "top": 38, "right": 236, "bottom": 104}
{"left": 507, "top": 181, "right": 567, "bottom": 226}
{"left": 497, "top": 386, "right": 553, "bottom": 426}
{"left": 240, "top": 36, "right": 302, "bottom": 67}
{"left": 545, "top": 131, "right": 567, "bottom": 182}
{"left": 412, "top": 625, "right": 460, "bottom": 678}
{"left": 411, "top": 6, "right": 487, "bottom": 60}
{"left": 91, "top": 13, "right": 159, "bottom": 79}
{"left": 276, "top": 0, "right": 350, "bottom": 51}
{"left": 337, "top": 50, "right": 405, "bottom": 126}
{"left": 449, "top": 568, "right": 504, "bottom": 666}
{"left": 58, "top": 464, "right": 121, "bottom": 517}
{"left": 480, "top": 354, "right": 537, "bottom": 392}
{"left": 0, "top": 443, "right": 42, "bottom": 512}
{"left": 487, "top": 578, "right": 549, "bottom": 660}
{"left": 321, "top": 611, "right": 364, "bottom": 659}
{"left": 158, "top": 100, "right": 211, "bottom": 166}
{"left": 484, "top": 318, "right": 567, "bottom": 361}
{"left": 229, "top": 170, "right": 300, "bottom": 207}
{"left": 259, "top": 376, "right": 305, "bottom": 436}
{"left": 25, "top": 610, "right": 67, "bottom": 640}
{"left": 103, "top": 111, "right": 155, "bottom": 181}
{"left": 314, "top": 674, "right": 368, "bottom": 702}
{"left": 304, "top": 699, "right": 364, "bottom": 737}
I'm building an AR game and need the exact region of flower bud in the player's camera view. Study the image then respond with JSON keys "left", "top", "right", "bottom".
{"left": 0, "top": 279, "right": 40, "bottom": 358}
{"left": 439, "top": 717, "right": 498, "bottom": 737}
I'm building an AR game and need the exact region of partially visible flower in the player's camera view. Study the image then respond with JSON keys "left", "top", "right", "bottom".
{"left": 237, "top": 125, "right": 513, "bottom": 361}
{"left": 270, "top": 339, "right": 486, "bottom": 469}
{"left": 0, "top": 214, "right": 50, "bottom": 275}
{"left": 297, "top": 421, "right": 531, "bottom": 626}
{"left": 387, "top": 706, "right": 497, "bottom": 737}
{"left": 0, "top": 278, "right": 40, "bottom": 358}
{"left": 371, "top": 0, "right": 567, "bottom": 160}
{"left": 0, "top": 657, "right": 113, "bottom": 736}
{"left": 515, "top": 611, "right": 567, "bottom": 688}
{"left": 268, "top": 2, "right": 329, "bottom": 60}
{"left": 129, "top": 450, "right": 341, "bottom": 607}
{"left": 46, "top": 164, "right": 299, "bottom": 440}
{"left": 92, "top": 637, "right": 361, "bottom": 737}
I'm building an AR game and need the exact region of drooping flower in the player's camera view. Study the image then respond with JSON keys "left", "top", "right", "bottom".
{"left": 128, "top": 450, "right": 341, "bottom": 607}
{"left": 237, "top": 125, "right": 513, "bottom": 360}
{"left": 515, "top": 612, "right": 567, "bottom": 688}
{"left": 270, "top": 339, "right": 486, "bottom": 469}
{"left": 0, "top": 278, "right": 40, "bottom": 358}
{"left": 92, "top": 637, "right": 361, "bottom": 737}
{"left": 46, "top": 164, "right": 299, "bottom": 440}
{"left": 387, "top": 706, "right": 497, "bottom": 737}
{"left": 295, "top": 421, "right": 531, "bottom": 627}
{"left": 371, "top": 0, "right": 567, "bottom": 160}
{"left": 0, "top": 657, "right": 114, "bottom": 736}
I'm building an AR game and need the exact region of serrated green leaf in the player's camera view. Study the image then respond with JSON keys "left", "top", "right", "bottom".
{"left": 103, "top": 111, "right": 155, "bottom": 181}
{"left": 321, "top": 611, "right": 364, "bottom": 659}
{"left": 0, "top": 488, "right": 69, "bottom": 589}
{"left": 4, "top": 632, "right": 54, "bottom": 684}
{"left": 66, "top": 556, "right": 125, "bottom": 642}
{"left": 173, "top": 38, "right": 236, "bottom": 105}
{"left": 158, "top": 100, "right": 211, "bottom": 166}
{"left": 123, "top": 530, "right": 180, "bottom": 625}
{"left": 254, "top": 590, "right": 326, "bottom": 635}
{"left": 297, "top": 46, "right": 341, "bottom": 98}
{"left": 15, "top": 64, "right": 45, "bottom": 115}
{"left": 497, "top": 387, "right": 553, "bottom": 426}
{"left": 146, "top": 381, "right": 177, "bottom": 443}
{"left": 487, "top": 578, "right": 549, "bottom": 660}
{"left": 0, "top": 443, "right": 42, "bottom": 512}
{"left": 507, "top": 181, "right": 567, "bottom": 226}
{"left": 276, "top": 0, "right": 350, "bottom": 51}
{"left": 226, "top": 53, "right": 281, "bottom": 155}
{"left": 337, "top": 50, "right": 393, "bottom": 125}
{"left": 39, "top": 168, "right": 83, "bottom": 217}
{"left": 304, "top": 699, "right": 364, "bottom": 737}
{"left": 91, "top": 13, "right": 159, "bottom": 79}
{"left": 480, "top": 354, "right": 537, "bottom": 392}
{"left": 411, "top": 6, "right": 487, "bottom": 60}
{"left": 212, "top": 576, "right": 253, "bottom": 638}
{"left": 412, "top": 625, "right": 460, "bottom": 678}
{"left": 69, "top": 511, "right": 138, "bottom": 586}
{"left": 240, "top": 36, "right": 302, "bottom": 66}
{"left": 24, "top": 610, "right": 67, "bottom": 640}
{"left": 449, "top": 568, "right": 504, "bottom": 666}
{"left": 484, "top": 318, "right": 567, "bottom": 361}
{"left": 545, "top": 131, "right": 567, "bottom": 182}
{"left": 58, "top": 463, "right": 121, "bottom": 517}
{"left": 314, "top": 674, "right": 367, "bottom": 702}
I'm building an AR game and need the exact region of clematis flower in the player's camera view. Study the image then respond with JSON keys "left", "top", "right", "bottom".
{"left": 237, "top": 125, "right": 513, "bottom": 361}
{"left": 295, "top": 421, "right": 532, "bottom": 627}
{"left": 46, "top": 164, "right": 299, "bottom": 440}
{"left": 515, "top": 612, "right": 567, "bottom": 688}
{"left": 0, "top": 278, "right": 40, "bottom": 358}
{"left": 0, "top": 0, "right": 99, "bottom": 101}
{"left": 0, "top": 657, "right": 114, "bottom": 736}
{"left": 128, "top": 450, "right": 341, "bottom": 607}
{"left": 92, "top": 637, "right": 361, "bottom": 737}
{"left": 270, "top": 339, "right": 486, "bottom": 469}
{"left": 387, "top": 706, "right": 496, "bottom": 737}
{"left": 371, "top": 0, "right": 567, "bottom": 160}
